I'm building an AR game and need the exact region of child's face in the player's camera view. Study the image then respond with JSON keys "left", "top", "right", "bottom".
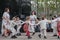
{"left": 12, "top": 17, "right": 16, "bottom": 21}
{"left": 14, "top": 18, "right": 16, "bottom": 21}
{"left": 16, "top": 17, "right": 20, "bottom": 21}
{"left": 32, "top": 12, "right": 35, "bottom": 15}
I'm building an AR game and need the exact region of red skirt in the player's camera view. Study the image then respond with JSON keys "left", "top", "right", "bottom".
{"left": 57, "top": 21, "right": 60, "bottom": 36}
{"left": 23, "top": 23, "right": 28, "bottom": 32}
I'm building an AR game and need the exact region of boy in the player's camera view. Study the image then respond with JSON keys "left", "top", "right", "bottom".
{"left": 36, "top": 17, "right": 50, "bottom": 39}
{"left": 51, "top": 16, "right": 57, "bottom": 36}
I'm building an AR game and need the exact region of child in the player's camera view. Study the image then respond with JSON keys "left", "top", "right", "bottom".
{"left": 9, "top": 17, "right": 17, "bottom": 38}
{"left": 23, "top": 16, "right": 32, "bottom": 39}
{"left": 30, "top": 11, "right": 37, "bottom": 35}
{"left": 51, "top": 17, "right": 57, "bottom": 36}
{"left": 16, "top": 16, "right": 24, "bottom": 36}
{"left": 36, "top": 17, "right": 49, "bottom": 39}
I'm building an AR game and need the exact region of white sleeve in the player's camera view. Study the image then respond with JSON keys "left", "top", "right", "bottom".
{"left": 51, "top": 20, "right": 54, "bottom": 22}
{"left": 3, "top": 12, "right": 10, "bottom": 20}
{"left": 3, "top": 13, "right": 7, "bottom": 18}
{"left": 21, "top": 21, "right": 25, "bottom": 25}
{"left": 34, "top": 15, "right": 37, "bottom": 19}
{"left": 20, "top": 20, "right": 24, "bottom": 23}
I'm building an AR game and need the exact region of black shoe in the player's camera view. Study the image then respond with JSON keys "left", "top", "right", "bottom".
{"left": 38, "top": 34, "right": 41, "bottom": 38}
{"left": 16, "top": 33, "right": 21, "bottom": 36}
{"left": 32, "top": 33, "right": 35, "bottom": 36}
{"left": 28, "top": 36, "right": 32, "bottom": 39}
{"left": 2, "top": 34, "right": 7, "bottom": 37}
{"left": 44, "top": 36, "right": 47, "bottom": 39}
{"left": 11, "top": 35, "right": 17, "bottom": 39}
{"left": 53, "top": 34, "right": 57, "bottom": 36}
{"left": 58, "top": 36, "right": 60, "bottom": 39}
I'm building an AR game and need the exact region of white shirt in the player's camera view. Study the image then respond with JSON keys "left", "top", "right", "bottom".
{"left": 2, "top": 12, "right": 10, "bottom": 25}
{"left": 51, "top": 19, "right": 57, "bottom": 28}
{"left": 30, "top": 15, "right": 37, "bottom": 25}
{"left": 56, "top": 17, "right": 60, "bottom": 21}
{"left": 10, "top": 20, "right": 16, "bottom": 28}
{"left": 25, "top": 20, "right": 34, "bottom": 26}
{"left": 16, "top": 20, "right": 24, "bottom": 27}
{"left": 37, "top": 19, "right": 48, "bottom": 29}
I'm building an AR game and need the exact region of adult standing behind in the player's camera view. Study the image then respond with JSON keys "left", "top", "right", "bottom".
{"left": 2, "top": 8, "right": 10, "bottom": 36}
{"left": 2, "top": 9, "right": 18, "bottom": 38}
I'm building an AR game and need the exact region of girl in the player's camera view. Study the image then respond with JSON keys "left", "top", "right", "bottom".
{"left": 30, "top": 11, "right": 37, "bottom": 35}
{"left": 23, "top": 16, "right": 32, "bottom": 39}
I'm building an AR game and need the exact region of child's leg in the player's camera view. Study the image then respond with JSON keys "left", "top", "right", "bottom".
{"left": 17, "top": 26, "right": 21, "bottom": 33}
{"left": 38, "top": 29, "right": 42, "bottom": 38}
{"left": 53, "top": 27, "right": 57, "bottom": 35}
{"left": 26, "top": 30, "right": 30, "bottom": 36}
{"left": 43, "top": 29, "right": 47, "bottom": 39}
{"left": 1, "top": 25, "right": 5, "bottom": 35}
{"left": 43, "top": 29, "right": 47, "bottom": 36}
{"left": 16, "top": 26, "right": 21, "bottom": 36}
{"left": 31, "top": 25, "right": 35, "bottom": 35}
{"left": 26, "top": 30, "right": 32, "bottom": 39}
{"left": 10, "top": 27, "right": 17, "bottom": 38}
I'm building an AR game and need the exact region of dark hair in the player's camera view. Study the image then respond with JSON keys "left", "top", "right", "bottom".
{"left": 37, "top": 17, "right": 40, "bottom": 20}
{"left": 4, "top": 8, "right": 9, "bottom": 12}
{"left": 54, "top": 16, "right": 57, "bottom": 18}
{"left": 52, "top": 17, "right": 54, "bottom": 20}
{"left": 31, "top": 10, "right": 36, "bottom": 15}
{"left": 42, "top": 17, "right": 44, "bottom": 20}
{"left": 15, "top": 15, "right": 20, "bottom": 18}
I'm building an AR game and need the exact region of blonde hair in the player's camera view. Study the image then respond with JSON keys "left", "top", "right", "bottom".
{"left": 26, "top": 16, "right": 30, "bottom": 20}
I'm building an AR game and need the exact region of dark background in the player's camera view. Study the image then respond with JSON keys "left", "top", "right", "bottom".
{"left": 0, "top": 0, "right": 31, "bottom": 20}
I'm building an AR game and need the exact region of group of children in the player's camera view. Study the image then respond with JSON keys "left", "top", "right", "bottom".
{"left": 1, "top": 8, "right": 37, "bottom": 39}
{"left": 2, "top": 14, "right": 24, "bottom": 38}
{"left": 1, "top": 8, "right": 60, "bottom": 39}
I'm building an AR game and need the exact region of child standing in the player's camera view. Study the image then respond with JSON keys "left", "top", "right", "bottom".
{"left": 51, "top": 16, "right": 57, "bottom": 36}
{"left": 23, "top": 16, "right": 32, "bottom": 39}
{"left": 36, "top": 17, "right": 49, "bottom": 39}
{"left": 16, "top": 16, "right": 24, "bottom": 36}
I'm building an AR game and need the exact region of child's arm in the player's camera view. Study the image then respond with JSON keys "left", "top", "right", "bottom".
{"left": 28, "top": 21, "right": 36, "bottom": 26}
{"left": 35, "top": 21, "right": 40, "bottom": 25}
{"left": 20, "top": 20, "right": 25, "bottom": 25}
